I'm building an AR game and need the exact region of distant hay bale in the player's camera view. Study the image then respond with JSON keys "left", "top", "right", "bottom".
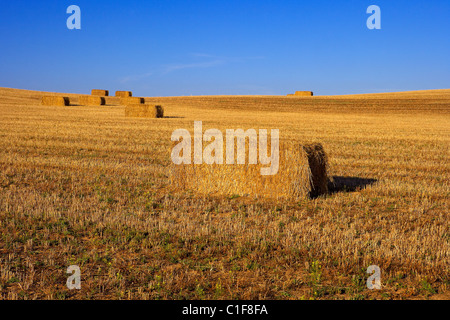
{"left": 169, "top": 141, "right": 328, "bottom": 200}
{"left": 41, "top": 96, "right": 70, "bottom": 106}
{"left": 91, "top": 89, "right": 109, "bottom": 96}
{"left": 125, "top": 104, "right": 164, "bottom": 118}
{"left": 120, "top": 97, "right": 144, "bottom": 105}
{"left": 79, "top": 95, "right": 106, "bottom": 106}
{"left": 294, "top": 91, "right": 313, "bottom": 96}
{"left": 116, "top": 91, "right": 133, "bottom": 98}
{"left": 155, "top": 105, "right": 164, "bottom": 118}
{"left": 287, "top": 94, "right": 295, "bottom": 96}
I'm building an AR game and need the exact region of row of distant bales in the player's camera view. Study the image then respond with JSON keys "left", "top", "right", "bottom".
{"left": 41, "top": 89, "right": 314, "bottom": 118}
{"left": 41, "top": 89, "right": 164, "bottom": 118}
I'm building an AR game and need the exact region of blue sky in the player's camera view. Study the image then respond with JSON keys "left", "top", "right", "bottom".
{"left": 0, "top": 0, "right": 448, "bottom": 96}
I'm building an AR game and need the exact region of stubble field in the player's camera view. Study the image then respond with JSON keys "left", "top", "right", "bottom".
{"left": 0, "top": 87, "right": 448, "bottom": 300}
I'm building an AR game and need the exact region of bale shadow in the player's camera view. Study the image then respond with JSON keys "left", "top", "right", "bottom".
{"left": 164, "top": 116, "right": 185, "bottom": 119}
{"left": 327, "top": 176, "right": 377, "bottom": 195}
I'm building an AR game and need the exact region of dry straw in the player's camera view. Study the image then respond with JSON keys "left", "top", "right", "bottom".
{"left": 302, "top": 143, "right": 328, "bottom": 197}
{"left": 91, "top": 89, "right": 109, "bottom": 96}
{"left": 169, "top": 140, "right": 329, "bottom": 200}
{"left": 120, "top": 97, "right": 144, "bottom": 105}
{"left": 116, "top": 91, "right": 133, "bottom": 97}
{"left": 287, "top": 94, "right": 295, "bottom": 96}
{"left": 79, "top": 95, "right": 106, "bottom": 106}
{"left": 125, "top": 104, "right": 164, "bottom": 118}
{"left": 294, "top": 91, "right": 313, "bottom": 96}
{"left": 41, "top": 96, "right": 70, "bottom": 106}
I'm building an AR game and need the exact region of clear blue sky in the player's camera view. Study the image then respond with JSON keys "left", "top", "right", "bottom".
{"left": 0, "top": 0, "right": 448, "bottom": 96}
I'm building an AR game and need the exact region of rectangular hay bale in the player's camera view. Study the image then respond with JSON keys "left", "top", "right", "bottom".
{"left": 169, "top": 141, "right": 328, "bottom": 200}
{"left": 120, "top": 97, "right": 144, "bottom": 105}
{"left": 115, "top": 91, "right": 133, "bottom": 98}
{"left": 294, "top": 91, "right": 314, "bottom": 96}
{"left": 41, "top": 96, "right": 70, "bottom": 106}
{"left": 125, "top": 104, "right": 164, "bottom": 118}
{"left": 91, "top": 89, "right": 109, "bottom": 96}
{"left": 79, "top": 95, "right": 106, "bottom": 106}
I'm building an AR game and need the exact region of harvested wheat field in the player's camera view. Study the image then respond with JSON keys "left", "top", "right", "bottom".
{"left": 0, "top": 87, "right": 449, "bottom": 300}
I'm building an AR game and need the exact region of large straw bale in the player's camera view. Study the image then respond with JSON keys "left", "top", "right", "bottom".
{"left": 120, "top": 97, "right": 144, "bottom": 105}
{"left": 91, "top": 89, "right": 109, "bottom": 96}
{"left": 116, "top": 91, "right": 133, "bottom": 98}
{"left": 302, "top": 143, "right": 328, "bottom": 197}
{"left": 125, "top": 104, "right": 164, "bottom": 118}
{"left": 41, "top": 96, "right": 70, "bottom": 106}
{"left": 169, "top": 141, "right": 328, "bottom": 200}
{"left": 79, "top": 95, "right": 106, "bottom": 106}
{"left": 294, "top": 91, "right": 314, "bottom": 96}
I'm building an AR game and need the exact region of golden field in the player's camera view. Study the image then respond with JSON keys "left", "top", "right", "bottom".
{"left": 0, "top": 87, "right": 448, "bottom": 300}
